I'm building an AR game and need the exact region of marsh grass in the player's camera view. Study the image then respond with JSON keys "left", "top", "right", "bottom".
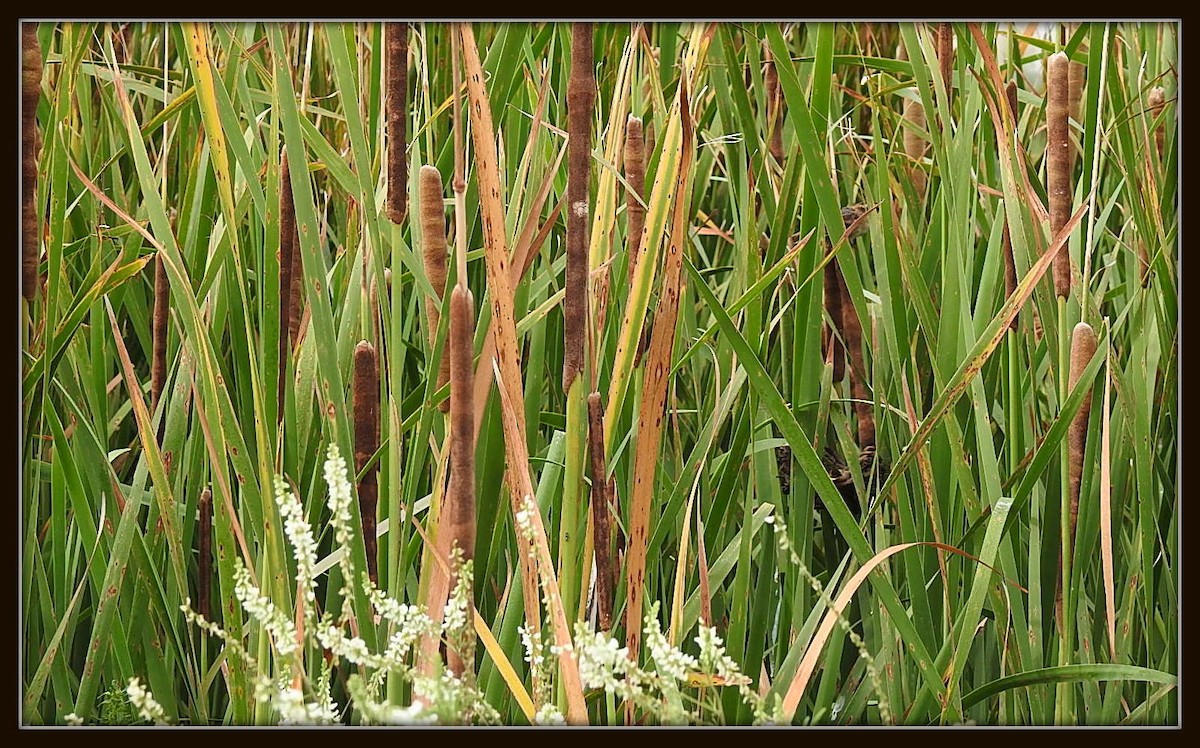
{"left": 20, "top": 21, "right": 1177, "bottom": 726}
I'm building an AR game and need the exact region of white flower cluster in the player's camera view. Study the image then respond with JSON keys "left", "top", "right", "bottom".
{"left": 125, "top": 677, "right": 169, "bottom": 725}
{"left": 645, "top": 608, "right": 697, "bottom": 682}
{"left": 275, "top": 475, "right": 318, "bottom": 613}
{"left": 534, "top": 703, "right": 566, "bottom": 725}
{"left": 63, "top": 712, "right": 84, "bottom": 726}
{"left": 256, "top": 676, "right": 340, "bottom": 725}
{"left": 233, "top": 562, "right": 299, "bottom": 656}
{"left": 513, "top": 494, "right": 538, "bottom": 541}
{"left": 442, "top": 561, "right": 471, "bottom": 635}
{"left": 323, "top": 443, "right": 357, "bottom": 577}
{"left": 573, "top": 624, "right": 640, "bottom": 699}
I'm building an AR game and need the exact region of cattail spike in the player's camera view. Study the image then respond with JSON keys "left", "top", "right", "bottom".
{"left": 353, "top": 341, "right": 381, "bottom": 585}
{"left": 903, "top": 95, "right": 928, "bottom": 196}
{"left": 420, "top": 165, "right": 451, "bottom": 411}
{"left": 278, "top": 153, "right": 298, "bottom": 417}
{"left": 197, "top": 488, "right": 213, "bottom": 620}
{"left": 151, "top": 253, "right": 170, "bottom": 413}
{"left": 385, "top": 23, "right": 410, "bottom": 223}
{"left": 23, "top": 23, "right": 42, "bottom": 302}
{"left": 1067, "top": 322, "right": 1097, "bottom": 548}
{"left": 624, "top": 115, "right": 647, "bottom": 272}
{"left": 564, "top": 22, "right": 595, "bottom": 393}
{"left": 1002, "top": 81, "right": 1020, "bottom": 330}
{"left": 937, "top": 23, "right": 954, "bottom": 99}
{"left": 764, "top": 48, "right": 784, "bottom": 164}
{"left": 586, "top": 391, "right": 615, "bottom": 631}
{"left": 444, "top": 285, "right": 478, "bottom": 675}
{"left": 1148, "top": 86, "right": 1167, "bottom": 158}
{"left": 1047, "top": 52, "right": 1073, "bottom": 298}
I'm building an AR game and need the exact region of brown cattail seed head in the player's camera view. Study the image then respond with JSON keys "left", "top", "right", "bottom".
{"left": 903, "top": 95, "right": 928, "bottom": 195}
{"left": 1068, "top": 61, "right": 1086, "bottom": 171}
{"left": 151, "top": 253, "right": 170, "bottom": 412}
{"left": 385, "top": 23, "right": 410, "bottom": 224}
{"left": 1148, "top": 86, "right": 1167, "bottom": 158}
{"left": 1046, "top": 52, "right": 1073, "bottom": 298}
{"left": 447, "top": 286, "right": 477, "bottom": 560}
{"left": 563, "top": 22, "right": 595, "bottom": 393}
{"left": 23, "top": 24, "right": 42, "bottom": 302}
{"left": 624, "top": 115, "right": 647, "bottom": 272}
{"left": 937, "top": 23, "right": 954, "bottom": 98}
{"left": 353, "top": 340, "right": 381, "bottom": 585}
{"left": 420, "top": 165, "right": 451, "bottom": 411}
{"left": 1067, "top": 322, "right": 1097, "bottom": 545}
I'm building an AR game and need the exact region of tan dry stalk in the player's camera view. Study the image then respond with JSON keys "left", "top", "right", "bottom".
{"left": 903, "top": 96, "right": 928, "bottom": 195}
{"left": 151, "top": 254, "right": 170, "bottom": 413}
{"left": 1148, "top": 86, "right": 1166, "bottom": 158}
{"left": 586, "top": 391, "right": 615, "bottom": 631}
{"left": 1067, "top": 322, "right": 1097, "bottom": 552}
{"left": 564, "top": 22, "right": 595, "bottom": 393}
{"left": 385, "top": 22, "right": 409, "bottom": 223}
{"left": 23, "top": 24, "right": 42, "bottom": 302}
{"left": 198, "top": 487, "right": 213, "bottom": 620}
{"left": 625, "top": 77, "right": 693, "bottom": 667}
{"left": 459, "top": 24, "right": 587, "bottom": 722}
{"left": 420, "top": 165, "right": 451, "bottom": 410}
{"left": 764, "top": 48, "right": 784, "bottom": 164}
{"left": 625, "top": 115, "right": 648, "bottom": 274}
{"left": 1047, "top": 52, "right": 1073, "bottom": 298}
{"left": 1002, "top": 81, "right": 1020, "bottom": 330}
{"left": 353, "top": 340, "right": 381, "bottom": 585}
{"left": 937, "top": 23, "right": 954, "bottom": 99}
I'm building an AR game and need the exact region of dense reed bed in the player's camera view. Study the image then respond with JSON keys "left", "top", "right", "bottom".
{"left": 20, "top": 21, "right": 1176, "bottom": 726}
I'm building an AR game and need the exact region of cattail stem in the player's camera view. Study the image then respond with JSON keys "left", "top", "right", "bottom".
{"left": 151, "top": 253, "right": 170, "bottom": 413}
{"left": 420, "top": 165, "right": 451, "bottom": 411}
{"left": 353, "top": 341, "right": 381, "bottom": 585}
{"left": 197, "top": 488, "right": 213, "bottom": 620}
{"left": 443, "top": 285, "right": 478, "bottom": 675}
{"left": 586, "top": 391, "right": 615, "bottom": 631}
{"left": 1047, "top": 52, "right": 1073, "bottom": 298}
{"left": 624, "top": 115, "right": 647, "bottom": 273}
{"left": 23, "top": 23, "right": 42, "bottom": 302}
{"left": 564, "top": 22, "right": 595, "bottom": 393}
{"left": 385, "top": 22, "right": 409, "bottom": 224}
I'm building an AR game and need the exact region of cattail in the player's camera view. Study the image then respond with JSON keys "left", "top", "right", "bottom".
{"left": 586, "top": 391, "right": 615, "bottom": 631}
{"left": 443, "top": 285, "right": 477, "bottom": 675}
{"left": 903, "top": 96, "right": 928, "bottom": 195}
{"left": 564, "top": 22, "right": 595, "bottom": 393}
{"left": 151, "top": 254, "right": 170, "bottom": 412}
{"left": 764, "top": 48, "right": 784, "bottom": 164}
{"left": 1046, "top": 52, "right": 1072, "bottom": 298}
{"left": 1148, "top": 86, "right": 1167, "bottom": 158}
{"left": 420, "top": 166, "right": 451, "bottom": 411}
{"left": 277, "top": 154, "right": 298, "bottom": 416}
{"left": 624, "top": 116, "right": 647, "bottom": 272}
{"left": 838, "top": 205, "right": 874, "bottom": 448}
{"left": 353, "top": 341, "right": 380, "bottom": 585}
{"left": 385, "top": 22, "right": 409, "bottom": 224}
{"left": 22, "top": 23, "right": 42, "bottom": 302}
{"left": 197, "top": 488, "right": 213, "bottom": 620}
{"left": 937, "top": 23, "right": 954, "bottom": 99}
{"left": 1067, "top": 322, "right": 1097, "bottom": 551}
{"left": 1068, "top": 60, "right": 1085, "bottom": 171}
{"left": 823, "top": 248, "right": 847, "bottom": 382}
{"left": 1002, "top": 81, "right": 1020, "bottom": 329}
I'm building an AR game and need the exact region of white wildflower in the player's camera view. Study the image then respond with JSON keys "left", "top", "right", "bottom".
{"left": 534, "top": 703, "right": 566, "bottom": 725}
{"left": 63, "top": 712, "right": 83, "bottom": 726}
{"left": 233, "top": 562, "right": 299, "bottom": 656}
{"left": 126, "top": 677, "right": 169, "bottom": 725}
